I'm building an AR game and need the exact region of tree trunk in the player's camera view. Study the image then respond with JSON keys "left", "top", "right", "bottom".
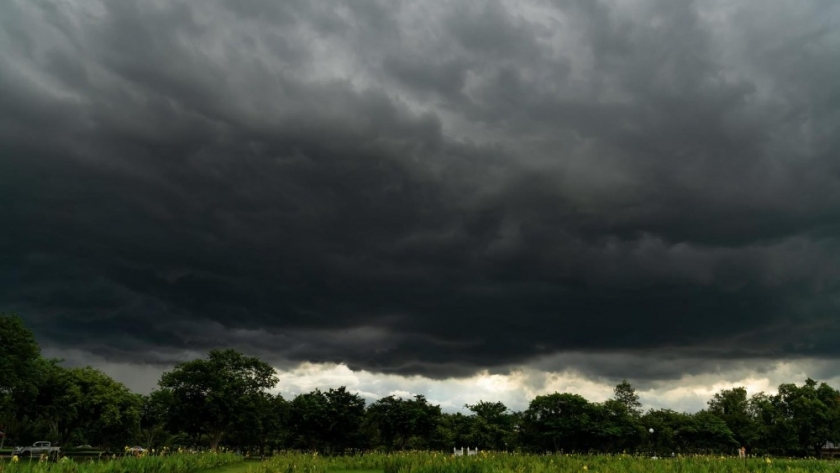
{"left": 210, "top": 430, "right": 224, "bottom": 451}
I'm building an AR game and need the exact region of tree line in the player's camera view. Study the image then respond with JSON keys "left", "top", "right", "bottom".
{"left": 2, "top": 313, "right": 839, "bottom": 456}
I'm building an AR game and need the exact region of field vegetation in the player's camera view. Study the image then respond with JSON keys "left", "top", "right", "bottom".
{"left": 251, "top": 452, "right": 838, "bottom": 473}
{"left": 0, "top": 451, "right": 241, "bottom": 473}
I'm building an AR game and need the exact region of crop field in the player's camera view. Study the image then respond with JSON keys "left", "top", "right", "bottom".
{"left": 0, "top": 451, "right": 241, "bottom": 473}
{"left": 251, "top": 452, "right": 838, "bottom": 473}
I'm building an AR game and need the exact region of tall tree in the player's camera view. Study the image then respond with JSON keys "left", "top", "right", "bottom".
{"left": 367, "top": 394, "right": 441, "bottom": 450}
{"left": 69, "top": 367, "right": 142, "bottom": 448}
{"left": 288, "top": 387, "right": 366, "bottom": 452}
{"left": 366, "top": 395, "right": 402, "bottom": 450}
{"left": 612, "top": 380, "right": 642, "bottom": 417}
{"left": 28, "top": 359, "right": 79, "bottom": 444}
{"left": 749, "top": 392, "right": 796, "bottom": 455}
{"left": 324, "top": 387, "right": 366, "bottom": 452}
{"left": 140, "top": 390, "right": 173, "bottom": 449}
{"left": 521, "top": 393, "right": 594, "bottom": 452}
{"left": 773, "top": 379, "right": 840, "bottom": 457}
{"left": 591, "top": 399, "right": 641, "bottom": 452}
{"left": 707, "top": 387, "right": 759, "bottom": 452}
{"left": 230, "top": 392, "right": 288, "bottom": 456}
{"left": 288, "top": 389, "right": 330, "bottom": 451}
{"left": 24, "top": 363, "right": 141, "bottom": 448}
{"left": 465, "top": 401, "right": 515, "bottom": 451}
{"left": 158, "top": 349, "right": 278, "bottom": 450}
{"left": 0, "top": 313, "right": 41, "bottom": 448}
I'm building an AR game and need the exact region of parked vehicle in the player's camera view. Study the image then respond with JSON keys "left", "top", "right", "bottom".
{"left": 13, "top": 441, "right": 60, "bottom": 457}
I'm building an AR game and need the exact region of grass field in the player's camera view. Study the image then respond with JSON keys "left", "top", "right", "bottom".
{"left": 3, "top": 451, "right": 838, "bottom": 473}
{"left": 0, "top": 451, "right": 242, "bottom": 472}
{"left": 250, "top": 451, "right": 838, "bottom": 473}
{"left": 201, "top": 462, "right": 257, "bottom": 473}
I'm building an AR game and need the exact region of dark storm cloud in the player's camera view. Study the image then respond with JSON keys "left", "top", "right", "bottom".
{"left": 2, "top": 0, "right": 840, "bottom": 382}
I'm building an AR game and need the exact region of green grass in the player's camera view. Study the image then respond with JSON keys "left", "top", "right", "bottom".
{"left": 330, "top": 470, "right": 384, "bottom": 473}
{"left": 200, "top": 462, "right": 256, "bottom": 473}
{"left": 1, "top": 451, "right": 243, "bottom": 472}
{"left": 250, "top": 452, "right": 839, "bottom": 473}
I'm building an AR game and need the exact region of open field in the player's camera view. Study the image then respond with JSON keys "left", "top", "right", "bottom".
{"left": 202, "top": 462, "right": 258, "bottom": 473}
{"left": 250, "top": 452, "right": 838, "bottom": 473}
{"left": 2, "top": 451, "right": 839, "bottom": 473}
{"left": 0, "top": 451, "right": 242, "bottom": 473}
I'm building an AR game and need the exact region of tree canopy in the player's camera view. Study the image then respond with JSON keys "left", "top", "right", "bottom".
{"left": 158, "top": 348, "right": 278, "bottom": 450}
{"left": 2, "top": 315, "right": 840, "bottom": 457}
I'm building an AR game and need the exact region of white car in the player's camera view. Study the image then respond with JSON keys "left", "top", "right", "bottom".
{"left": 13, "top": 441, "right": 61, "bottom": 457}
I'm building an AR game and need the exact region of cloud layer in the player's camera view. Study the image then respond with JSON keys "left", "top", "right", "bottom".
{"left": 3, "top": 0, "right": 840, "bottom": 390}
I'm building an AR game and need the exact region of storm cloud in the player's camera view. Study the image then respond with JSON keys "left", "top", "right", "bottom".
{"left": 2, "top": 0, "right": 840, "bottom": 392}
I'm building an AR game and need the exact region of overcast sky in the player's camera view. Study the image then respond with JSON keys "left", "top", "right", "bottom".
{"left": 2, "top": 0, "right": 840, "bottom": 413}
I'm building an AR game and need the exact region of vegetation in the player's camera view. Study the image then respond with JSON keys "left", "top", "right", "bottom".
{"left": 2, "top": 313, "right": 840, "bottom": 458}
{"left": 0, "top": 451, "right": 241, "bottom": 473}
{"left": 251, "top": 452, "right": 839, "bottom": 473}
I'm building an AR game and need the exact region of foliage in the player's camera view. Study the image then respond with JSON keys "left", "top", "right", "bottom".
{"left": 141, "top": 390, "right": 174, "bottom": 449}
{"left": 288, "top": 387, "right": 366, "bottom": 453}
{"left": 707, "top": 387, "right": 758, "bottom": 450}
{"left": 522, "top": 392, "right": 594, "bottom": 452}
{"left": 0, "top": 313, "right": 41, "bottom": 448}
{"left": 367, "top": 395, "right": 441, "bottom": 450}
{"left": 228, "top": 392, "right": 288, "bottom": 456}
{"left": 612, "top": 380, "right": 642, "bottom": 418}
{"left": 158, "top": 349, "right": 278, "bottom": 450}
{"left": 463, "top": 401, "right": 515, "bottom": 451}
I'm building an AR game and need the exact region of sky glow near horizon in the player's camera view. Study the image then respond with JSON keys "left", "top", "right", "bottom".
{"left": 3, "top": 0, "right": 840, "bottom": 412}
{"left": 45, "top": 346, "right": 840, "bottom": 414}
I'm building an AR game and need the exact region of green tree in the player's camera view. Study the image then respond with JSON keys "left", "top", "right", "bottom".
{"left": 22, "top": 362, "right": 141, "bottom": 448}
{"left": 69, "top": 367, "right": 142, "bottom": 448}
{"left": 521, "top": 393, "right": 593, "bottom": 452}
{"left": 366, "top": 395, "right": 401, "bottom": 450}
{"left": 464, "top": 401, "right": 516, "bottom": 451}
{"left": 590, "top": 400, "right": 641, "bottom": 453}
{"left": 367, "top": 394, "right": 442, "bottom": 450}
{"left": 612, "top": 380, "right": 642, "bottom": 418}
{"left": 707, "top": 387, "right": 760, "bottom": 452}
{"left": 749, "top": 391, "right": 796, "bottom": 455}
{"left": 158, "top": 349, "right": 278, "bottom": 450}
{"left": 687, "top": 411, "right": 739, "bottom": 452}
{"left": 324, "top": 387, "right": 366, "bottom": 452}
{"left": 642, "top": 408, "right": 737, "bottom": 455}
{"left": 288, "top": 389, "right": 330, "bottom": 451}
{"left": 27, "top": 359, "right": 80, "bottom": 444}
{"left": 428, "top": 412, "right": 471, "bottom": 451}
{"left": 230, "top": 392, "right": 288, "bottom": 456}
{"left": 0, "top": 313, "right": 41, "bottom": 448}
{"left": 773, "top": 379, "right": 840, "bottom": 457}
{"left": 287, "top": 387, "right": 366, "bottom": 452}
{"left": 140, "top": 390, "right": 173, "bottom": 449}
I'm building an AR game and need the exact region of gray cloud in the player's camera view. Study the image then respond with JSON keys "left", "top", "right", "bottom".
{"left": 2, "top": 0, "right": 840, "bottom": 384}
